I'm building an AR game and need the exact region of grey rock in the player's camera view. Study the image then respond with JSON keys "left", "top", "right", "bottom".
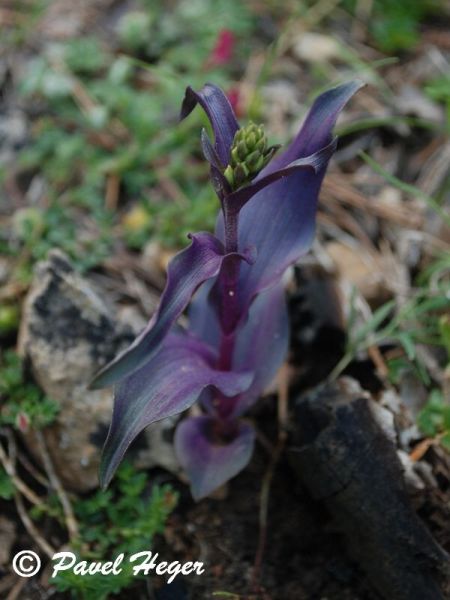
{"left": 18, "top": 250, "right": 134, "bottom": 491}
{"left": 18, "top": 249, "right": 181, "bottom": 491}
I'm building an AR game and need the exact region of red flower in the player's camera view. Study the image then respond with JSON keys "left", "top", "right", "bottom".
{"left": 16, "top": 412, "right": 30, "bottom": 433}
{"left": 208, "top": 29, "right": 235, "bottom": 67}
{"left": 226, "top": 86, "right": 241, "bottom": 116}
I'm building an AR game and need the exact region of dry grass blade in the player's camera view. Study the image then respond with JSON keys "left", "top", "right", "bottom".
{"left": 323, "top": 175, "right": 424, "bottom": 229}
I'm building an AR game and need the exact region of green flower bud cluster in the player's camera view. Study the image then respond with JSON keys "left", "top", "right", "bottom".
{"left": 223, "top": 122, "right": 278, "bottom": 190}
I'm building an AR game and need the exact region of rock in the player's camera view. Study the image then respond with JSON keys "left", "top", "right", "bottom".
{"left": 326, "top": 241, "right": 385, "bottom": 303}
{"left": 133, "top": 416, "right": 182, "bottom": 478}
{"left": 288, "top": 263, "right": 346, "bottom": 389}
{"left": 142, "top": 240, "right": 177, "bottom": 274}
{"left": 397, "top": 85, "right": 443, "bottom": 122}
{"left": 290, "top": 380, "right": 450, "bottom": 600}
{"left": 292, "top": 32, "right": 341, "bottom": 64}
{"left": 18, "top": 250, "right": 134, "bottom": 491}
{"left": 18, "top": 250, "right": 182, "bottom": 491}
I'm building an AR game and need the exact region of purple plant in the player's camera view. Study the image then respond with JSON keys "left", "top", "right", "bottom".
{"left": 91, "top": 81, "right": 362, "bottom": 499}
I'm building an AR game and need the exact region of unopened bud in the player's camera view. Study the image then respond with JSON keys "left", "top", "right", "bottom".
{"left": 224, "top": 121, "right": 279, "bottom": 191}
{"left": 233, "top": 163, "right": 249, "bottom": 188}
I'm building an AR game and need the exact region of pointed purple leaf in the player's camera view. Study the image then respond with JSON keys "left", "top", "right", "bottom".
{"left": 174, "top": 416, "right": 255, "bottom": 500}
{"left": 234, "top": 160, "right": 326, "bottom": 308}
{"left": 229, "top": 283, "right": 289, "bottom": 417}
{"left": 264, "top": 80, "right": 364, "bottom": 173}
{"left": 100, "top": 334, "right": 253, "bottom": 488}
{"left": 224, "top": 138, "right": 336, "bottom": 215}
{"left": 185, "top": 284, "right": 287, "bottom": 465}
{"left": 91, "top": 232, "right": 252, "bottom": 389}
{"left": 180, "top": 83, "right": 239, "bottom": 167}
{"left": 200, "top": 128, "right": 231, "bottom": 199}
{"left": 189, "top": 278, "right": 222, "bottom": 348}
{"left": 200, "top": 128, "right": 222, "bottom": 169}
{"left": 215, "top": 80, "right": 362, "bottom": 324}
{"left": 189, "top": 283, "right": 288, "bottom": 418}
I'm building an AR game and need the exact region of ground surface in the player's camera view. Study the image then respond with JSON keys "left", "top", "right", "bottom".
{"left": 1, "top": 1, "right": 450, "bottom": 599}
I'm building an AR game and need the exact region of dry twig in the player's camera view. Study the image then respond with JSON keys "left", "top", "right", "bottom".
{"left": 0, "top": 431, "right": 55, "bottom": 558}
{"left": 0, "top": 436, "right": 43, "bottom": 507}
{"left": 14, "top": 492, "right": 55, "bottom": 558}
{"left": 34, "top": 430, "right": 79, "bottom": 541}
{"left": 251, "top": 364, "right": 290, "bottom": 594}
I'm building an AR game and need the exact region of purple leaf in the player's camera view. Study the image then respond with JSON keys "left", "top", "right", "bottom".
{"left": 216, "top": 81, "right": 363, "bottom": 325}
{"left": 265, "top": 80, "right": 364, "bottom": 173}
{"left": 91, "top": 232, "right": 253, "bottom": 389}
{"left": 180, "top": 83, "right": 239, "bottom": 167}
{"left": 224, "top": 138, "right": 336, "bottom": 215}
{"left": 200, "top": 128, "right": 231, "bottom": 199}
{"left": 228, "top": 282, "right": 289, "bottom": 417}
{"left": 189, "top": 278, "right": 221, "bottom": 348}
{"left": 191, "top": 283, "right": 289, "bottom": 418}
{"left": 200, "top": 128, "right": 222, "bottom": 170}
{"left": 234, "top": 159, "right": 326, "bottom": 308}
{"left": 174, "top": 415, "right": 255, "bottom": 500}
{"left": 96, "top": 80, "right": 364, "bottom": 500}
{"left": 100, "top": 334, "right": 253, "bottom": 488}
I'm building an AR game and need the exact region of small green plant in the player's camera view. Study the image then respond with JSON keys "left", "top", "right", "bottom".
{"left": 328, "top": 153, "right": 449, "bottom": 385}
{"left": 40, "top": 463, "right": 178, "bottom": 600}
{"left": 0, "top": 466, "right": 15, "bottom": 500}
{"left": 75, "top": 463, "right": 177, "bottom": 558}
{"left": 418, "top": 389, "right": 450, "bottom": 450}
{"left": 0, "top": 351, "right": 59, "bottom": 430}
{"left": 10, "top": 203, "right": 114, "bottom": 278}
{"left": 413, "top": 302, "right": 450, "bottom": 449}
{"left": 0, "top": 352, "right": 177, "bottom": 599}
{"left": 330, "top": 243, "right": 450, "bottom": 385}
{"left": 331, "top": 291, "right": 449, "bottom": 384}
{"left": 425, "top": 76, "right": 450, "bottom": 132}
{"left": 51, "top": 567, "right": 138, "bottom": 600}
{"left": 439, "top": 315, "right": 450, "bottom": 359}
{"left": 343, "top": 0, "right": 441, "bottom": 53}
{"left": 6, "top": 0, "right": 256, "bottom": 275}
{"left": 0, "top": 0, "right": 48, "bottom": 48}
{"left": 0, "top": 305, "right": 20, "bottom": 335}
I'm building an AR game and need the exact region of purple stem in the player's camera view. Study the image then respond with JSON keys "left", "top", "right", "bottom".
{"left": 220, "top": 206, "right": 241, "bottom": 335}
{"left": 216, "top": 205, "right": 241, "bottom": 418}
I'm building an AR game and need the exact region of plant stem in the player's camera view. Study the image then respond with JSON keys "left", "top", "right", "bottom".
{"left": 215, "top": 206, "right": 242, "bottom": 418}
{"left": 218, "top": 207, "right": 241, "bottom": 370}
{"left": 224, "top": 207, "right": 238, "bottom": 254}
